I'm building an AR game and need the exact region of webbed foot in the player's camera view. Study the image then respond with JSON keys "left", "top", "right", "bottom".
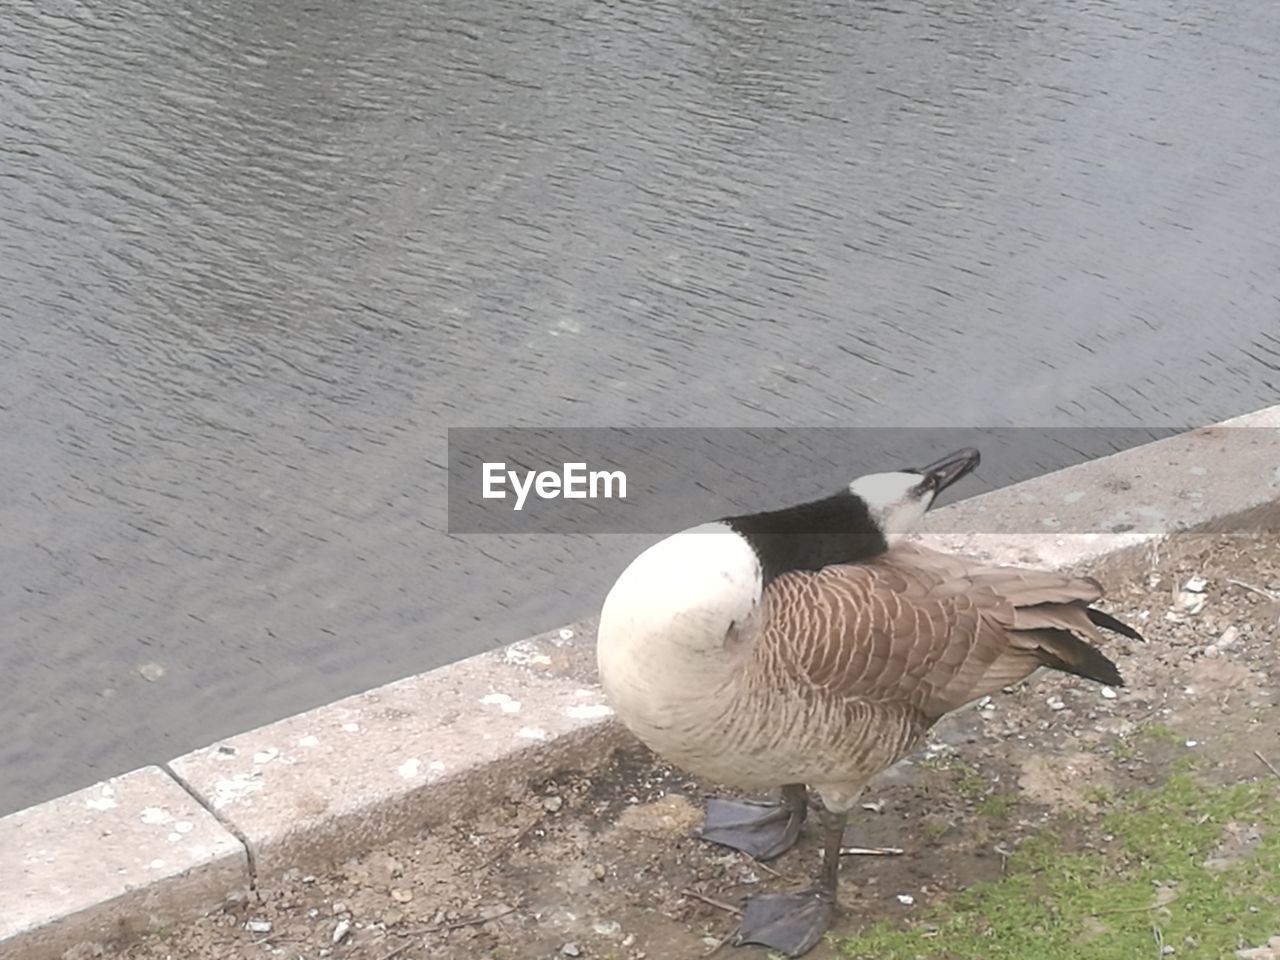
{"left": 731, "top": 887, "right": 835, "bottom": 957}
{"left": 691, "top": 783, "right": 808, "bottom": 861}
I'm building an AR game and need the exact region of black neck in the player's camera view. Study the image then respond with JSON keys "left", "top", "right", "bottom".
{"left": 722, "top": 490, "right": 888, "bottom": 586}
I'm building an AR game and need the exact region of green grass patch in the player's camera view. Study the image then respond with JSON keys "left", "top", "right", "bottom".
{"left": 836, "top": 773, "right": 1280, "bottom": 960}
{"left": 1082, "top": 785, "right": 1114, "bottom": 806}
{"left": 1137, "top": 721, "right": 1184, "bottom": 745}
{"left": 976, "top": 791, "right": 1019, "bottom": 819}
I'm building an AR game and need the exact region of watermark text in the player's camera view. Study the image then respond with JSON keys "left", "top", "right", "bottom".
{"left": 482, "top": 462, "right": 628, "bottom": 511}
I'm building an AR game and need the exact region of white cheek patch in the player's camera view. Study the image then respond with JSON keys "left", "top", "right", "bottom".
{"left": 884, "top": 497, "right": 930, "bottom": 534}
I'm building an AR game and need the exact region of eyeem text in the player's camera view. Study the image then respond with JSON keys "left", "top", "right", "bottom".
{"left": 482, "top": 462, "right": 628, "bottom": 511}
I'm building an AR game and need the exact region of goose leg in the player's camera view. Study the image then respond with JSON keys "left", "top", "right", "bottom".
{"left": 692, "top": 782, "right": 808, "bottom": 861}
{"left": 730, "top": 807, "right": 846, "bottom": 958}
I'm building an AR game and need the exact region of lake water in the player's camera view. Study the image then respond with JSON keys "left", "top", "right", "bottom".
{"left": 2, "top": 0, "right": 1279, "bottom": 814}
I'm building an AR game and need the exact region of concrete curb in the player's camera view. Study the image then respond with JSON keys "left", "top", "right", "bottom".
{"left": 3, "top": 403, "right": 1277, "bottom": 959}
{"left": 1, "top": 767, "right": 248, "bottom": 960}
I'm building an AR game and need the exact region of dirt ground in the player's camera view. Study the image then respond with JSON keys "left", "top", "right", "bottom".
{"left": 114, "top": 535, "right": 1280, "bottom": 960}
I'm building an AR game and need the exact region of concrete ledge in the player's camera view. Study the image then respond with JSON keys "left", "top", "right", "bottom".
{"left": 4, "top": 403, "right": 1277, "bottom": 959}
{"left": 921, "top": 404, "right": 1280, "bottom": 546}
{"left": 0, "top": 766, "right": 248, "bottom": 960}
{"left": 168, "top": 623, "right": 627, "bottom": 880}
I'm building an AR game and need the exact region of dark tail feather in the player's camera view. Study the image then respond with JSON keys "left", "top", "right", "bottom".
{"left": 1035, "top": 628, "right": 1125, "bottom": 688}
{"left": 1087, "top": 607, "right": 1145, "bottom": 643}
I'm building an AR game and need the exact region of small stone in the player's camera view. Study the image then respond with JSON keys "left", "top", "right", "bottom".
{"left": 366, "top": 851, "right": 404, "bottom": 884}
{"left": 593, "top": 920, "right": 621, "bottom": 936}
{"left": 1186, "top": 740, "right": 1199, "bottom": 748}
{"left": 1100, "top": 687, "right": 1117, "bottom": 699}
{"left": 136, "top": 662, "right": 166, "bottom": 682}
{"left": 1172, "top": 591, "right": 1207, "bottom": 616}
{"left": 1183, "top": 576, "right": 1208, "bottom": 593}
{"left": 561, "top": 943, "right": 582, "bottom": 957}
{"left": 896, "top": 894, "right": 915, "bottom": 905}
{"left": 244, "top": 920, "right": 272, "bottom": 934}
{"left": 390, "top": 888, "right": 414, "bottom": 903}
{"left": 1206, "top": 625, "right": 1240, "bottom": 656}
{"left": 543, "top": 795, "right": 564, "bottom": 813}
{"left": 332, "top": 900, "right": 349, "bottom": 915}
{"left": 382, "top": 909, "right": 405, "bottom": 926}
{"left": 622, "top": 933, "right": 636, "bottom": 947}
{"left": 1162, "top": 946, "right": 1175, "bottom": 956}
{"left": 332, "top": 919, "right": 351, "bottom": 943}
{"left": 593, "top": 863, "right": 607, "bottom": 880}
{"left": 1047, "top": 697, "right": 1066, "bottom": 711}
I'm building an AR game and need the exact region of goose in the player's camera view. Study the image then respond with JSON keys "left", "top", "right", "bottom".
{"left": 596, "top": 447, "right": 1142, "bottom": 957}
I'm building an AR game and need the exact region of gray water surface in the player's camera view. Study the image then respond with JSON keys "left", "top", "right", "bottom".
{"left": 3, "top": 0, "right": 1279, "bottom": 815}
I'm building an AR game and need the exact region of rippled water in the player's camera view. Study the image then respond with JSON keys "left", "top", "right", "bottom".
{"left": 2, "top": 0, "right": 1278, "bottom": 814}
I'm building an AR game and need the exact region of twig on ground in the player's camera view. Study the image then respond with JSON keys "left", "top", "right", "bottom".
{"left": 376, "top": 942, "right": 414, "bottom": 960}
{"left": 401, "top": 905, "right": 519, "bottom": 936}
{"left": 250, "top": 935, "right": 302, "bottom": 947}
{"left": 705, "top": 927, "right": 738, "bottom": 955}
{"left": 1254, "top": 750, "right": 1280, "bottom": 780}
{"left": 474, "top": 819, "right": 541, "bottom": 871}
{"left": 739, "top": 851, "right": 799, "bottom": 883}
{"left": 680, "top": 889, "right": 744, "bottom": 916}
{"left": 840, "top": 845, "right": 905, "bottom": 856}
{"left": 1227, "top": 578, "right": 1278, "bottom": 601}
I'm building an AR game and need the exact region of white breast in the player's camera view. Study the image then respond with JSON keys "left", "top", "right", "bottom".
{"left": 596, "top": 523, "right": 761, "bottom": 759}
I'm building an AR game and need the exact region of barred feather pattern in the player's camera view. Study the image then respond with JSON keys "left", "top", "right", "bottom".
{"left": 603, "top": 541, "right": 1128, "bottom": 808}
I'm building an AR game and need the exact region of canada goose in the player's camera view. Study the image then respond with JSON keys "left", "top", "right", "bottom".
{"left": 596, "top": 447, "right": 1142, "bottom": 957}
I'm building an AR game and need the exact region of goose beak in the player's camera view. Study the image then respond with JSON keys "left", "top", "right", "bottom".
{"left": 913, "top": 447, "right": 980, "bottom": 495}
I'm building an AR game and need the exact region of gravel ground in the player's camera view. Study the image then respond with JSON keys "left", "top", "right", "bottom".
{"left": 106, "top": 534, "right": 1280, "bottom": 960}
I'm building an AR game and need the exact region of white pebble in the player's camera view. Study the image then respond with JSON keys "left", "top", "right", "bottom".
{"left": 1100, "top": 687, "right": 1117, "bottom": 700}
{"left": 1205, "top": 625, "right": 1240, "bottom": 657}
{"left": 244, "top": 920, "right": 272, "bottom": 934}
{"left": 897, "top": 894, "right": 915, "bottom": 905}
{"left": 332, "top": 919, "right": 351, "bottom": 943}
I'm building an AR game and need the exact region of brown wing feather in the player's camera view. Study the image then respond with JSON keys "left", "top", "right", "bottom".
{"left": 760, "top": 543, "right": 1128, "bottom": 725}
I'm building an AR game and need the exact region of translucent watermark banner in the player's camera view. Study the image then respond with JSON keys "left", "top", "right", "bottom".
{"left": 447, "top": 426, "right": 1279, "bottom": 534}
